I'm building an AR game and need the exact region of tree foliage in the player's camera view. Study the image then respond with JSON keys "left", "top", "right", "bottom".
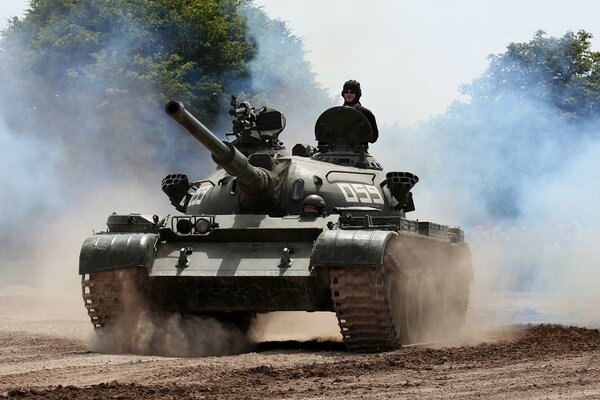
{"left": 462, "top": 30, "right": 600, "bottom": 121}
{"left": 0, "top": 0, "right": 331, "bottom": 251}
{"left": 381, "top": 31, "right": 600, "bottom": 222}
{"left": 0, "top": 0, "right": 330, "bottom": 178}
{"left": 2, "top": 0, "right": 258, "bottom": 123}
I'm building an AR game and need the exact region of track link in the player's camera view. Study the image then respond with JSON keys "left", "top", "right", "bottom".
{"left": 330, "top": 267, "right": 399, "bottom": 352}
{"left": 81, "top": 269, "right": 146, "bottom": 329}
{"left": 81, "top": 271, "right": 122, "bottom": 329}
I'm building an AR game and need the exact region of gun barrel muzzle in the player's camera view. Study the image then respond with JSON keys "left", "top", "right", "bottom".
{"left": 165, "top": 100, "right": 229, "bottom": 160}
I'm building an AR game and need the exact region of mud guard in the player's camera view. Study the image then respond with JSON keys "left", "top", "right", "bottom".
{"left": 79, "top": 233, "right": 159, "bottom": 274}
{"left": 310, "top": 229, "right": 397, "bottom": 268}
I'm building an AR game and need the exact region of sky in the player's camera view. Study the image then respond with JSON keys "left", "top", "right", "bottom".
{"left": 3, "top": 1, "right": 600, "bottom": 124}
{"left": 251, "top": 0, "right": 600, "bottom": 125}
{"left": 0, "top": 3, "right": 26, "bottom": 24}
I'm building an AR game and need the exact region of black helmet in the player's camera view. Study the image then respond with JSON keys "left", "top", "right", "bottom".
{"left": 303, "top": 194, "right": 326, "bottom": 214}
{"left": 341, "top": 79, "right": 362, "bottom": 105}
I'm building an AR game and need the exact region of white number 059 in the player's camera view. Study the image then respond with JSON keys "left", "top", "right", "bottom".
{"left": 336, "top": 183, "right": 384, "bottom": 204}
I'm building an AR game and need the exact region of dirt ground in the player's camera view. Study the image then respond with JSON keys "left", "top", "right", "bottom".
{"left": 2, "top": 286, "right": 600, "bottom": 399}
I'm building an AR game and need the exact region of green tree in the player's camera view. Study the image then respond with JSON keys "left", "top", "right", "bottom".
{"left": 0, "top": 0, "right": 330, "bottom": 173}
{"left": 379, "top": 31, "right": 600, "bottom": 222}
{"left": 462, "top": 30, "right": 600, "bottom": 121}
{"left": 2, "top": 0, "right": 257, "bottom": 124}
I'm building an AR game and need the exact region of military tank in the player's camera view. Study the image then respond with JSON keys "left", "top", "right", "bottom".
{"left": 80, "top": 97, "right": 472, "bottom": 352}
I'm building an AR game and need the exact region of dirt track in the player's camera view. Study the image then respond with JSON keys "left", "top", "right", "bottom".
{"left": 2, "top": 287, "right": 600, "bottom": 399}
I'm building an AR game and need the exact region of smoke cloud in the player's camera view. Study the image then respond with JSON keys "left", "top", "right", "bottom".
{"left": 1, "top": 41, "right": 174, "bottom": 288}
{"left": 238, "top": 4, "right": 334, "bottom": 145}
{"left": 375, "top": 50, "right": 600, "bottom": 328}
{"left": 0, "top": 1, "right": 336, "bottom": 354}
{"left": 0, "top": 4, "right": 236, "bottom": 355}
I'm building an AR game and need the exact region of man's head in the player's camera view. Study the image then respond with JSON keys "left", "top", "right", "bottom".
{"left": 302, "top": 194, "right": 326, "bottom": 216}
{"left": 342, "top": 79, "right": 361, "bottom": 105}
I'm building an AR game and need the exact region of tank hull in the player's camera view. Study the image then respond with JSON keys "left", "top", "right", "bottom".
{"left": 80, "top": 213, "right": 471, "bottom": 351}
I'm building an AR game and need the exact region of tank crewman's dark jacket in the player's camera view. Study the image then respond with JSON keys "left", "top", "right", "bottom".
{"left": 344, "top": 102, "right": 379, "bottom": 143}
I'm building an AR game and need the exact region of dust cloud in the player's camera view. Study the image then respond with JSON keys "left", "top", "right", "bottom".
{"left": 374, "top": 75, "right": 600, "bottom": 332}
{"left": 85, "top": 269, "right": 252, "bottom": 357}
{"left": 249, "top": 312, "right": 342, "bottom": 343}
{"left": 90, "top": 312, "right": 252, "bottom": 357}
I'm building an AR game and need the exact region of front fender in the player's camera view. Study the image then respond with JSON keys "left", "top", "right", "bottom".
{"left": 310, "top": 229, "right": 396, "bottom": 268}
{"left": 79, "top": 233, "right": 159, "bottom": 274}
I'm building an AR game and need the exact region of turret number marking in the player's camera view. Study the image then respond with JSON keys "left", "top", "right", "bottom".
{"left": 337, "top": 183, "right": 384, "bottom": 204}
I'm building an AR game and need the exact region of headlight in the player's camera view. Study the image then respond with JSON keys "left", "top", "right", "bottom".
{"left": 195, "top": 218, "right": 211, "bottom": 234}
{"left": 171, "top": 215, "right": 217, "bottom": 235}
{"left": 176, "top": 218, "right": 193, "bottom": 234}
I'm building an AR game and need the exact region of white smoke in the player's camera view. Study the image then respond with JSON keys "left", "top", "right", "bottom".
{"left": 374, "top": 76, "right": 600, "bottom": 330}
{"left": 0, "top": 3, "right": 257, "bottom": 356}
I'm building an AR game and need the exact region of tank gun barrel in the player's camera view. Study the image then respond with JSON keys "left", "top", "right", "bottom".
{"left": 165, "top": 101, "right": 271, "bottom": 196}
{"left": 166, "top": 101, "right": 230, "bottom": 159}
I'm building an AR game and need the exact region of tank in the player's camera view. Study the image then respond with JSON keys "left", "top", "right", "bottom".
{"left": 80, "top": 97, "right": 473, "bottom": 352}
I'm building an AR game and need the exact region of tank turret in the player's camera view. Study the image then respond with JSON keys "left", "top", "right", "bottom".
{"left": 165, "top": 100, "right": 272, "bottom": 196}
{"left": 162, "top": 100, "right": 291, "bottom": 213}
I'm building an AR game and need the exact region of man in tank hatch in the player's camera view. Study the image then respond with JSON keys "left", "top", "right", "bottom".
{"left": 341, "top": 79, "right": 379, "bottom": 143}
{"left": 301, "top": 194, "right": 327, "bottom": 217}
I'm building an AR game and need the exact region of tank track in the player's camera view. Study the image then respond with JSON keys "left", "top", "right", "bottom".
{"left": 330, "top": 245, "right": 472, "bottom": 352}
{"left": 330, "top": 267, "right": 399, "bottom": 352}
{"left": 82, "top": 270, "right": 255, "bottom": 334}
{"left": 82, "top": 271, "right": 121, "bottom": 328}
{"left": 81, "top": 269, "right": 146, "bottom": 329}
